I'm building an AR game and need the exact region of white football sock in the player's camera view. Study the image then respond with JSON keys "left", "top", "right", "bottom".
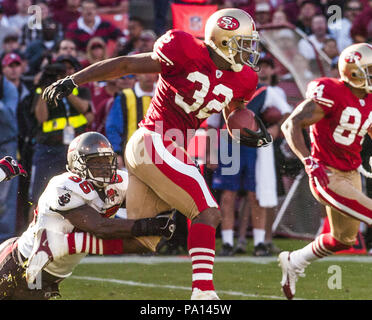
{"left": 253, "top": 228, "right": 265, "bottom": 246}
{"left": 289, "top": 242, "right": 319, "bottom": 270}
{"left": 221, "top": 229, "right": 234, "bottom": 247}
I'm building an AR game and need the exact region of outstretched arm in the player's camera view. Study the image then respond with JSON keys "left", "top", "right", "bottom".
{"left": 61, "top": 204, "right": 175, "bottom": 240}
{"left": 25, "top": 205, "right": 175, "bottom": 284}
{"left": 42, "top": 53, "right": 161, "bottom": 103}
{"left": 71, "top": 53, "right": 162, "bottom": 86}
{"left": 64, "top": 205, "right": 134, "bottom": 239}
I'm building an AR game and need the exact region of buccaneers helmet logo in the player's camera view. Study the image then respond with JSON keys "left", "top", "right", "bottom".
{"left": 217, "top": 16, "right": 240, "bottom": 30}
{"left": 345, "top": 51, "right": 362, "bottom": 63}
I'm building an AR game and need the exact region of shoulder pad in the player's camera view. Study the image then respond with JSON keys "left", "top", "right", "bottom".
{"left": 153, "top": 30, "right": 198, "bottom": 68}
{"left": 57, "top": 173, "right": 97, "bottom": 199}
{"left": 113, "top": 169, "right": 128, "bottom": 189}
{"left": 41, "top": 173, "right": 88, "bottom": 213}
{"left": 306, "top": 78, "right": 337, "bottom": 108}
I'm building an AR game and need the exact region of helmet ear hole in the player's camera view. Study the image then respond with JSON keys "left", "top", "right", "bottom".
{"left": 222, "top": 40, "right": 228, "bottom": 46}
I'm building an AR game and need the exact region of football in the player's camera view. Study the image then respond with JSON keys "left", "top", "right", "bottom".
{"left": 261, "top": 106, "right": 282, "bottom": 125}
{"left": 226, "top": 108, "right": 258, "bottom": 138}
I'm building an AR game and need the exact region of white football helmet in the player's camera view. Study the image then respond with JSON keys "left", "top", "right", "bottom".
{"left": 338, "top": 43, "right": 372, "bottom": 93}
{"left": 67, "top": 132, "right": 117, "bottom": 187}
{"left": 204, "top": 8, "right": 260, "bottom": 72}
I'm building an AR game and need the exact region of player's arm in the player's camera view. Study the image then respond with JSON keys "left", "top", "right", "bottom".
{"left": 72, "top": 53, "right": 161, "bottom": 85}
{"left": 281, "top": 98, "right": 330, "bottom": 187}
{"left": 59, "top": 204, "right": 175, "bottom": 240}
{"left": 281, "top": 98, "right": 324, "bottom": 160}
{"left": 42, "top": 53, "right": 161, "bottom": 103}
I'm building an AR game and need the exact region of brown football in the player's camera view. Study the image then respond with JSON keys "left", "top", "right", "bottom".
{"left": 226, "top": 108, "right": 258, "bottom": 138}
{"left": 262, "top": 106, "right": 282, "bottom": 125}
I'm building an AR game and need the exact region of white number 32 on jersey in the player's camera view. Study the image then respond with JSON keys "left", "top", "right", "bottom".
{"left": 174, "top": 71, "right": 234, "bottom": 119}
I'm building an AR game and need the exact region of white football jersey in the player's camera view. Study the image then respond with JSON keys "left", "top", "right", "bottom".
{"left": 18, "top": 169, "right": 128, "bottom": 278}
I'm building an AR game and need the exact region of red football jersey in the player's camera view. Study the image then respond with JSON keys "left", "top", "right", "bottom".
{"left": 138, "top": 29, "right": 258, "bottom": 147}
{"left": 306, "top": 77, "right": 372, "bottom": 171}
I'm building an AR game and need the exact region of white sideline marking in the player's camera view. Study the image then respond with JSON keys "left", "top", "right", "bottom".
{"left": 80, "top": 255, "right": 372, "bottom": 265}
{"left": 70, "top": 275, "right": 293, "bottom": 300}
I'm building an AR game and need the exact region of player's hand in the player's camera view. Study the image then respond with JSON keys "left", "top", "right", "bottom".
{"left": 42, "top": 75, "right": 77, "bottom": 105}
{"left": 239, "top": 115, "right": 273, "bottom": 147}
{"left": 131, "top": 210, "right": 176, "bottom": 240}
{"left": 303, "top": 156, "right": 330, "bottom": 188}
{"left": 0, "top": 156, "right": 27, "bottom": 181}
{"left": 156, "top": 212, "right": 177, "bottom": 240}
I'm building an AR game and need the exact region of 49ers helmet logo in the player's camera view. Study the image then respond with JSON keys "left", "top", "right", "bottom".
{"left": 345, "top": 51, "right": 362, "bottom": 63}
{"left": 217, "top": 16, "right": 240, "bottom": 30}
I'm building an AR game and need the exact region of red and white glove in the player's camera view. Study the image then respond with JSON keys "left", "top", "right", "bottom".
{"left": 303, "top": 156, "right": 329, "bottom": 188}
{"left": 0, "top": 156, "right": 27, "bottom": 182}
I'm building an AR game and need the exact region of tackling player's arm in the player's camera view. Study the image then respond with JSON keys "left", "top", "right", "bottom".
{"left": 56, "top": 204, "right": 175, "bottom": 240}
{"left": 61, "top": 204, "right": 133, "bottom": 239}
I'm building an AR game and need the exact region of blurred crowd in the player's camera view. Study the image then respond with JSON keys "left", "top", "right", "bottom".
{"left": 0, "top": 0, "right": 371, "bottom": 255}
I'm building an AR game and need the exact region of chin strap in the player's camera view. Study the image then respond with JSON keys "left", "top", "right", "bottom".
{"left": 230, "top": 63, "right": 243, "bottom": 72}
{"left": 208, "top": 40, "right": 243, "bottom": 72}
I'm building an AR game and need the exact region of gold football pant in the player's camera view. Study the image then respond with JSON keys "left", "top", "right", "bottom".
{"left": 124, "top": 127, "right": 219, "bottom": 251}
{"left": 309, "top": 166, "right": 372, "bottom": 246}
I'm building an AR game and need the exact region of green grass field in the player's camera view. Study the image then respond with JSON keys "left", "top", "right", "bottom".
{"left": 57, "top": 239, "right": 372, "bottom": 300}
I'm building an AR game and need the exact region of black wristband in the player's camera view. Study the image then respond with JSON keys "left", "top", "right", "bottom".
{"left": 131, "top": 218, "right": 157, "bottom": 237}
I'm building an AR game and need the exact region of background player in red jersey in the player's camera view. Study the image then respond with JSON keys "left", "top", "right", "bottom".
{"left": 41, "top": 8, "right": 272, "bottom": 300}
{"left": 279, "top": 43, "right": 372, "bottom": 300}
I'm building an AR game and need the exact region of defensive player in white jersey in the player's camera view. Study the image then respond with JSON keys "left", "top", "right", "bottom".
{"left": 0, "top": 132, "right": 175, "bottom": 299}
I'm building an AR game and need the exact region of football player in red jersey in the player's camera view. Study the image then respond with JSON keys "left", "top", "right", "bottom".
{"left": 42, "top": 8, "right": 271, "bottom": 300}
{"left": 279, "top": 43, "right": 372, "bottom": 299}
